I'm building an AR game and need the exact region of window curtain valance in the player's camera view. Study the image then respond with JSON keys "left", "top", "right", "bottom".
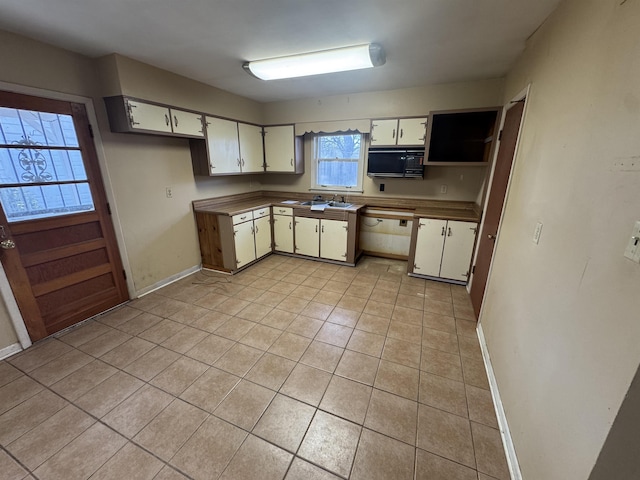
{"left": 295, "top": 119, "right": 371, "bottom": 136}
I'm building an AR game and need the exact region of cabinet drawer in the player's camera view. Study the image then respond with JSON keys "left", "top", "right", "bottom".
{"left": 232, "top": 212, "right": 253, "bottom": 225}
{"left": 272, "top": 206, "right": 293, "bottom": 216}
{"left": 253, "top": 208, "right": 270, "bottom": 219}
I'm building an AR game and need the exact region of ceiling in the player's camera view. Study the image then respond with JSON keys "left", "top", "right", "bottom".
{"left": 0, "top": 0, "right": 561, "bottom": 103}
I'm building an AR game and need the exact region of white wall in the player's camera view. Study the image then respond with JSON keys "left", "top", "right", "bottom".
{"left": 480, "top": 0, "right": 640, "bottom": 478}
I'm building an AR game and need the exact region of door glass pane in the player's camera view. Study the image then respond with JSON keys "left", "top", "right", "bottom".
{"left": 0, "top": 106, "right": 93, "bottom": 222}
{"left": 0, "top": 107, "right": 79, "bottom": 147}
{"left": 0, "top": 184, "right": 94, "bottom": 222}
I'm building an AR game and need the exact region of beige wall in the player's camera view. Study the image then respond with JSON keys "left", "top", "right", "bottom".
{"left": 0, "top": 296, "right": 18, "bottom": 351}
{"left": 262, "top": 80, "right": 504, "bottom": 201}
{"left": 480, "top": 0, "right": 640, "bottom": 478}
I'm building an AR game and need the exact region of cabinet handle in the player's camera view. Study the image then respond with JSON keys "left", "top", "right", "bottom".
{"left": 321, "top": 225, "right": 324, "bottom": 233}
{"left": 290, "top": 158, "right": 294, "bottom": 166}
{"left": 400, "top": 128, "right": 404, "bottom": 138}
{"left": 392, "top": 128, "right": 396, "bottom": 139}
{"left": 240, "top": 216, "right": 246, "bottom": 220}
{"left": 237, "top": 159, "right": 241, "bottom": 166}
{"left": 441, "top": 226, "right": 446, "bottom": 236}
{"left": 251, "top": 226, "right": 255, "bottom": 234}
{"left": 165, "top": 114, "right": 170, "bottom": 126}
{"left": 289, "top": 221, "right": 292, "bottom": 230}
{"left": 315, "top": 225, "right": 318, "bottom": 233}
{"left": 241, "top": 158, "right": 245, "bottom": 167}
{"left": 173, "top": 115, "right": 178, "bottom": 127}
{"left": 447, "top": 227, "right": 452, "bottom": 237}
{"left": 255, "top": 225, "right": 259, "bottom": 234}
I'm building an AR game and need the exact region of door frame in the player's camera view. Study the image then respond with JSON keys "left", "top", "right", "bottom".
{"left": 468, "top": 84, "right": 530, "bottom": 321}
{"left": 0, "top": 80, "right": 135, "bottom": 350}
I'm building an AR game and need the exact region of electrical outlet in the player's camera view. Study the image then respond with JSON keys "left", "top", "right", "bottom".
{"left": 440, "top": 185, "right": 448, "bottom": 194}
{"left": 623, "top": 221, "right": 640, "bottom": 263}
{"left": 380, "top": 183, "right": 385, "bottom": 192}
{"left": 166, "top": 187, "right": 173, "bottom": 198}
{"left": 533, "top": 222, "right": 543, "bottom": 244}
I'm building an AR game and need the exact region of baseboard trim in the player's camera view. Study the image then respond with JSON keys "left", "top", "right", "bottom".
{"left": 135, "top": 265, "right": 201, "bottom": 298}
{"left": 477, "top": 322, "right": 522, "bottom": 480}
{"left": 0, "top": 342, "right": 23, "bottom": 361}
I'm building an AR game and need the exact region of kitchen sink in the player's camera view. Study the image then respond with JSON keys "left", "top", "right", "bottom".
{"left": 300, "top": 200, "right": 328, "bottom": 205}
{"left": 328, "top": 201, "right": 352, "bottom": 208}
{"left": 300, "top": 200, "right": 352, "bottom": 208}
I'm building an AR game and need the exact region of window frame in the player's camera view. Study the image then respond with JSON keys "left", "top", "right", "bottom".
{"left": 310, "top": 132, "right": 365, "bottom": 193}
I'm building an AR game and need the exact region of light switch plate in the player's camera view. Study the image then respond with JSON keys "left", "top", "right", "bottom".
{"left": 533, "top": 222, "right": 543, "bottom": 244}
{"left": 623, "top": 221, "right": 640, "bottom": 263}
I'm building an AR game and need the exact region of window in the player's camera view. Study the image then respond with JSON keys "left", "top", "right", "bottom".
{"left": 311, "top": 133, "right": 365, "bottom": 192}
{"left": 0, "top": 107, "right": 95, "bottom": 222}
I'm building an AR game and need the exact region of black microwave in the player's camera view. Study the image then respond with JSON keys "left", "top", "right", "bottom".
{"left": 366, "top": 148, "right": 425, "bottom": 178}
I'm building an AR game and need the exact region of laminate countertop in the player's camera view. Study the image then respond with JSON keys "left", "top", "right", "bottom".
{"left": 192, "top": 192, "right": 481, "bottom": 223}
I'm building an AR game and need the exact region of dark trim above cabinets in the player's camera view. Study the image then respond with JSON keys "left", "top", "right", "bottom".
{"left": 103, "top": 95, "right": 303, "bottom": 177}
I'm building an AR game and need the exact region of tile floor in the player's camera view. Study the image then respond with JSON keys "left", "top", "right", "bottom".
{"left": 0, "top": 255, "right": 510, "bottom": 480}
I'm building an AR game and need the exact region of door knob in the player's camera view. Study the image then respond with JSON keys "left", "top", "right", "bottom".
{"left": 1, "top": 239, "right": 16, "bottom": 249}
{"left": 487, "top": 234, "right": 496, "bottom": 240}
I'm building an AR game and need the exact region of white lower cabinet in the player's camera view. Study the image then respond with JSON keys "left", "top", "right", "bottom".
{"left": 273, "top": 207, "right": 294, "bottom": 254}
{"left": 294, "top": 217, "right": 348, "bottom": 261}
{"left": 294, "top": 217, "right": 320, "bottom": 257}
{"left": 412, "top": 219, "right": 477, "bottom": 282}
{"left": 320, "top": 219, "right": 348, "bottom": 261}
{"left": 233, "top": 209, "right": 272, "bottom": 269}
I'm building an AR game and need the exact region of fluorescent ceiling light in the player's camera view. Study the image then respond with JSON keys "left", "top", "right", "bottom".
{"left": 243, "top": 43, "right": 385, "bottom": 80}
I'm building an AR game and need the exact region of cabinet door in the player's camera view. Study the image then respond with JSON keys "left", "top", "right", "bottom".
{"left": 233, "top": 220, "right": 256, "bottom": 269}
{"left": 264, "top": 125, "right": 295, "bottom": 172}
{"left": 170, "top": 108, "right": 204, "bottom": 137}
{"left": 273, "top": 215, "right": 294, "bottom": 253}
{"left": 440, "top": 221, "right": 477, "bottom": 281}
{"left": 127, "top": 100, "right": 173, "bottom": 133}
{"left": 238, "top": 123, "right": 265, "bottom": 173}
{"left": 413, "top": 219, "right": 447, "bottom": 277}
{"left": 397, "top": 118, "right": 427, "bottom": 146}
{"left": 294, "top": 217, "right": 319, "bottom": 257}
{"left": 254, "top": 216, "right": 272, "bottom": 259}
{"left": 205, "top": 116, "right": 241, "bottom": 174}
{"left": 320, "top": 219, "right": 348, "bottom": 261}
{"left": 370, "top": 119, "right": 398, "bottom": 146}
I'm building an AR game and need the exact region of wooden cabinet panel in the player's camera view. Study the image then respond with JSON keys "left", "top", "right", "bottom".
{"left": 371, "top": 117, "right": 428, "bottom": 147}
{"left": 264, "top": 125, "right": 303, "bottom": 173}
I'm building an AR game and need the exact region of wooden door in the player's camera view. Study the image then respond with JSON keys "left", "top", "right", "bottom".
{"left": 470, "top": 99, "right": 525, "bottom": 318}
{"left": 0, "top": 91, "right": 129, "bottom": 341}
{"left": 440, "top": 221, "right": 477, "bottom": 281}
{"left": 397, "top": 118, "right": 427, "bottom": 146}
{"left": 320, "top": 219, "right": 348, "bottom": 261}
{"left": 413, "top": 218, "right": 447, "bottom": 277}
{"left": 294, "top": 217, "right": 319, "bottom": 257}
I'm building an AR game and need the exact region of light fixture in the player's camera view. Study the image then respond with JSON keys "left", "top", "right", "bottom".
{"left": 243, "top": 43, "right": 385, "bottom": 80}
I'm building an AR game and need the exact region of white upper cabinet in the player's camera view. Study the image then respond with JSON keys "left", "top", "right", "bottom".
{"left": 127, "top": 100, "right": 173, "bottom": 134}
{"left": 370, "top": 117, "right": 427, "bottom": 147}
{"left": 238, "top": 123, "right": 265, "bottom": 173}
{"left": 397, "top": 118, "right": 428, "bottom": 146}
{"left": 205, "top": 116, "right": 241, "bottom": 174}
{"left": 370, "top": 119, "right": 398, "bottom": 146}
{"left": 264, "top": 125, "right": 303, "bottom": 173}
{"left": 170, "top": 108, "right": 204, "bottom": 137}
